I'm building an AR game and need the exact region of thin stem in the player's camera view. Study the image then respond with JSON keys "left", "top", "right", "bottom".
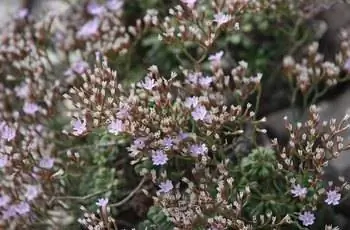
{"left": 110, "top": 176, "right": 147, "bottom": 208}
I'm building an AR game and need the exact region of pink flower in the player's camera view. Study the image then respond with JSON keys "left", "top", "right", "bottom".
{"left": 213, "top": 13, "right": 231, "bottom": 26}
{"left": 106, "top": 0, "right": 123, "bottom": 11}
{"left": 39, "top": 157, "right": 54, "bottom": 169}
{"left": 158, "top": 180, "right": 173, "bottom": 193}
{"left": 184, "top": 96, "right": 199, "bottom": 108}
{"left": 0, "top": 124, "right": 16, "bottom": 141}
{"left": 77, "top": 18, "right": 100, "bottom": 39}
{"left": 140, "top": 76, "right": 157, "bottom": 90}
{"left": 298, "top": 211, "right": 315, "bottom": 226}
{"left": 198, "top": 76, "right": 213, "bottom": 88}
{"left": 3, "top": 205, "right": 17, "bottom": 218}
{"left": 72, "top": 118, "right": 87, "bottom": 136}
{"left": 25, "top": 185, "right": 41, "bottom": 201}
{"left": 0, "top": 155, "right": 9, "bottom": 168}
{"left": 344, "top": 58, "right": 350, "bottom": 72}
{"left": 15, "top": 201, "right": 30, "bottom": 215}
{"left": 96, "top": 198, "right": 109, "bottom": 207}
{"left": 290, "top": 184, "right": 307, "bottom": 198}
{"left": 189, "top": 143, "right": 208, "bottom": 156}
{"left": 0, "top": 195, "right": 10, "bottom": 207}
{"left": 23, "top": 102, "right": 40, "bottom": 115}
{"left": 152, "top": 150, "right": 168, "bottom": 166}
{"left": 181, "top": 0, "right": 197, "bottom": 9}
{"left": 325, "top": 190, "right": 341, "bottom": 206}
{"left": 15, "top": 83, "right": 30, "bottom": 99}
{"left": 71, "top": 60, "right": 89, "bottom": 74}
{"left": 87, "top": 1, "right": 105, "bottom": 16}
{"left": 15, "top": 8, "right": 29, "bottom": 19}
{"left": 108, "top": 119, "right": 125, "bottom": 135}
{"left": 161, "top": 137, "right": 174, "bottom": 149}
{"left": 191, "top": 105, "right": 207, "bottom": 121}
{"left": 208, "top": 51, "right": 224, "bottom": 65}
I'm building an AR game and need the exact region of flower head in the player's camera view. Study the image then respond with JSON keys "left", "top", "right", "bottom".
{"left": 23, "top": 102, "right": 40, "bottom": 115}
{"left": 72, "top": 118, "right": 87, "bottom": 136}
{"left": 108, "top": 119, "right": 125, "bottom": 135}
{"left": 39, "top": 157, "right": 54, "bottom": 169}
{"left": 298, "top": 211, "right": 315, "bottom": 226}
{"left": 140, "top": 76, "right": 157, "bottom": 90}
{"left": 0, "top": 155, "right": 8, "bottom": 168}
{"left": 184, "top": 96, "right": 199, "bottom": 108}
{"left": 198, "top": 76, "right": 213, "bottom": 88}
{"left": 0, "top": 195, "right": 10, "bottom": 207}
{"left": 152, "top": 150, "right": 168, "bottom": 166}
{"left": 325, "top": 190, "right": 341, "bottom": 206}
{"left": 208, "top": 51, "right": 224, "bottom": 65}
{"left": 158, "top": 180, "right": 173, "bottom": 193}
{"left": 70, "top": 60, "right": 89, "bottom": 75}
{"left": 213, "top": 13, "right": 232, "bottom": 26}
{"left": 106, "top": 0, "right": 123, "bottom": 11}
{"left": 162, "top": 137, "right": 174, "bottom": 149}
{"left": 87, "top": 1, "right": 105, "bottom": 16}
{"left": 77, "top": 18, "right": 100, "bottom": 39}
{"left": 15, "top": 8, "right": 29, "bottom": 19}
{"left": 344, "top": 58, "right": 350, "bottom": 72}
{"left": 0, "top": 124, "right": 16, "bottom": 141}
{"left": 25, "top": 185, "right": 41, "bottom": 201}
{"left": 189, "top": 143, "right": 208, "bottom": 156}
{"left": 181, "top": 0, "right": 197, "bottom": 9}
{"left": 15, "top": 83, "right": 30, "bottom": 99}
{"left": 191, "top": 105, "right": 208, "bottom": 121}
{"left": 96, "top": 198, "right": 109, "bottom": 207}
{"left": 15, "top": 201, "right": 30, "bottom": 215}
{"left": 290, "top": 184, "right": 307, "bottom": 198}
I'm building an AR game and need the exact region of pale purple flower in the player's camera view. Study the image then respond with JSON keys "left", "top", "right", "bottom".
{"left": 72, "top": 118, "right": 87, "bottom": 136}
{"left": 23, "top": 102, "right": 40, "bottom": 115}
{"left": 108, "top": 119, "right": 125, "bottom": 135}
{"left": 325, "top": 190, "right": 341, "bottom": 206}
{"left": 208, "top": 51, "right": 224, "bottom": 64}
{"left": 181, "top": 0, "right": 197, "bottom": 9}
{"left": 96, "top": 198, "right": 109, "bottom": 207}
{"left": 140, "top": 76, "right": 157, "bottom": 90}
{"left": 152, "top": 150, "right": 168, "bottom": 166}
{"left": 291, "top": 184, "right": 307, "bottom": 198}
{"left": 116, "top": 103, "right": 130, "bottom": 119}
{"left": 344, "top": 58, "right": 350, "bottom": 72}
{"left": 184, "top": 96, "right": 199, "bottom": 108}
{"left": 77, "top": 18, "right": 100, "bottom": 39}
{"left": 15, "top": 83, "right": 30, "bottom": 99}
{"left": 0, "top": 155, "right": 9, "bottom": 168}
{"left": 162, "top": 137, "right": 174, "bottom": 149}
{"left": 191, "top": 105, "right": 208, "bottom": 121}
{"left": 213, "top": 13, "right": 232, "bottom": 26}
{"left": 158, "top": 180, "right": 173, "bottom": 193}
{"left": 178, "top": 131, "right": 190, "bottom": 141}
{"left": 298, "top": 211, "right": 315, "bottom": 226}
{"left": 1, "top": 124, "right": 16, "bottom": 141}
{"left": 133, "top": 138, "right": 146, "bottom": 149}
{"left": 15, "top": 8, "right": 29, "bottom": 19}
{"left": 70, "top": 60, "right": 89, "bottom": 74}
{"left": 0, "top": 195, "right": 10, "bottom": 207}
{"left": 25, "top": 185, "right": 41, "bottom": 201}
{"left": 39, "top": 157, "right": 54, "bottom": 169}
{"left": 106, "top": 0, "right": 123, "bottom": 11}
{"left": 3, "top": 205, "right": 17, "bottom": 218}
{"left": 87, "top": 1, "right": 105, "bottom": 16}
{"left": 189, "top": 143, "right": 208, "bottom": 156}
{"left": 15, "top": 201, "right": 30, "bottom": 215}
{"left": 186, "top": 73, "right": 199, "bottom": 85}
{"left": 198, "top": 76, "right": 213, "bottom": 88}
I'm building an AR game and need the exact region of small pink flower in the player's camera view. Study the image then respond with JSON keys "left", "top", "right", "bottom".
{"left": 106, "top": 0, "right": 123, "bottom": 11}
{"left": 213, "top": 13, "right": 231, "bottom": 26}
{"left": 290, "top": 184, "right": 307, "bottom": 198}
{"left": 15, "top": 8, "right": 29, "bottom": 19}
{"left": 3, "top": 205, "right": 17, "bottom": 218}
{"left": 0, "top": 195, "right": 10, "bottom": 207}
{"left": 208, "top": 51, "right": 224, "bottom": 65}
{"left": 87, "top": 1, "right": 105, "bottom": 16}
{"left": 25, "top": 185, "right": 41, "bottom": 201}
{"left": 0, "top": 155, "right": 9, "bottom": 168}
{"left": 198, "top": 76, "right": 213, "bottom": 88}
{"left": 191, "top": 105, "right": 207, "bottom": 121}
{"left": 108, "top": 119, "right": 125, "bottom": 135}
{"left": 23, "top": 102, "right": 40, "bottom": 115}
{"left": 298, "top": 211, "right": 315, "bottom": 226}
{"left": 184, "top": 96, "right": 199, "bottom": 108}
{"left": 140, "top": 76, "right": 157, "bottom": 90}
{"left": 325, "top": 190, "right": 341, "bottom": 206}
{"left": 189, "top": 143, "right": 208, "bottom": 156}
{"left": 15, "top": 201, "right": 30, "bottom": 215}
{"left": 158, "top": 180, "right": 173, "bottom": 193}
{"left": 96, "top": 198, "right": 109, "bottom": 207}
{"left": 181, "top": 0, "right": 197, "bottom": 9}
{"left": 71, "top": 60, "right": 89, "bottom": 74}
{"left": 152, "top": 150, "right": 168, "bottom": 166}
{"left": 39, "top": 157, "right": 54, "bottom": 169}
{"left": 72, "top": 118, "right": 87, "bottom": 136}
{"left": 77, "top": 18, "right": 100, "bottom": 39}
{"left": 0, "top": 124, "right": 16, "bottom": 141}
{"left": 15, "top": 83, "right": 30, "bottom": 99}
